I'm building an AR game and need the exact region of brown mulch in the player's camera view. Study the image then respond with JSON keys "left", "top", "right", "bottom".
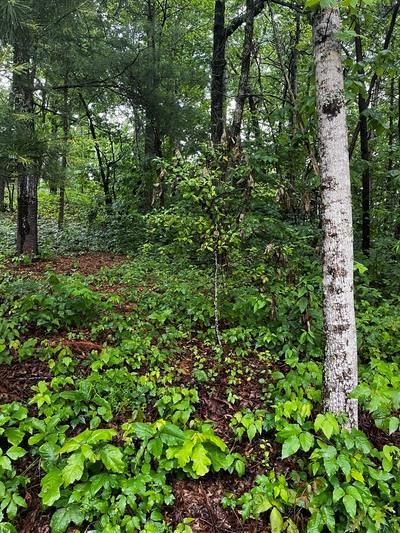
{"left": 167, "top": 477, "right": 268, "bottom": 533}
{"left": 360, "top": 409, "right": 400, "bottom": 449}
{"left": 0, "top": 359, "right": 50, "bottom": 404}
{"left": 6, "top": 252, "right": 126, "bottom": 278}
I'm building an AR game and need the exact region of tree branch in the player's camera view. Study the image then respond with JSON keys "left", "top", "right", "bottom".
{"left": 225, "top": 0, "right": 302, "bottom": 38}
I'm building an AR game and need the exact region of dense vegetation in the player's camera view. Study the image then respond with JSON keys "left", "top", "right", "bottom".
{"left": 0, "top": 0, "right": 399, "bottom": 532}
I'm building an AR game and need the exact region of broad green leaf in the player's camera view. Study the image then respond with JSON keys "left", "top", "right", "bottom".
{"left": 5, "top": 428, "right": 24, "bottom": 446}
{"left": 6, "top": 446, "right": 26, "bottom": 460}
{"left": 299, "top": 432, "right": 314, "bottom": 452}
{"left": 40, "top": 468, "right": 63, "bottom": 506}
{"left": 99, "top": 445, "right": 125, "bottom": 473}
{"left": 314, "top": 414, "right": 339, "bottom": 439}
{"left": 133, "top": 423, "right": 156, "bottom": 440}
{"left": 247, "top": 424, "right": 257, "bottom": 442}
{"left": 270, "top": 507, "right": 284, "bottom": 533}
{"left": 87, "top": 428, "right": 117, "bottom": 444}
{"left": 282, "top": 435, "right": 300, "bottom": 459}
{"left": 307, "top": 511, "right": 323, "bottom": 533}
{"left": 333, "top": 486, "right": 345, "bottom": 503}
{"left": 191, "top": 444, "right": 211, "bottom": 476}
{"left": 50, "top": 506, "right": 84, "bottom": 533}
{"left": 350, "top": 469, "right": 364, "bottom": 483}
{"left": 321, "top": 506, "right": 335, "bottom": 532}
{"left": 343, "top": 494, "right": 357, "bottom": 518}
{"left": 62, "top": 453, "right": 85, "bottom": 486}
{"left": 388, "top": 417, "right": 399, "bottom": 435}
{"left": 337, "top": 454, "right": 351, "bottom": 477}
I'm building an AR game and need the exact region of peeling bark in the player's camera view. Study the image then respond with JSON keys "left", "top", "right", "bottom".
{"left": 313, "top": 8, "right": 358, "bottom": 428}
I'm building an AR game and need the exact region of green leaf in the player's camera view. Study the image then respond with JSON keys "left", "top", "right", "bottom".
{"left": 305, "top": 0, "right": 320, "bottom": 8}
{"left": 87, "top": 428, "right": 117, "bottom": 445}
{"left": 148, "top": 438, "right": 163, "bottom": 458}
{"left": 160, "top": 423, "right": 185, "bottom": 445}
{"left": 332, "top": 486, "right": 345, "bottom": 503}
{"left": 343, "top": 494, "right": 357, "bottom": 518}
{"left": 62, "top": 453, "right": 85, "bottom": 486}
{"left": 133, "top": 422, "right": 156, "bottom": 440}
{"left": 40, "top": 468, "right": 63, "bottom": 506}
{"left": 235, "top": 458, "right": 245, "bottom": 477}
{"left": 299, "top": 432, "right": 314, "bottom": 452}
{"left": 50, "top": 506, "right": 84, "bottom": 533}
{"left": 307, "top": 511, "right": 323, "bottom": 533}
{"left": 337, "top": 454, "right": 351, "bottom": 477}
{"left": 350, "top": 468, "right": 364, "bottom": 483}
{"left": 388, "top": 417, "right": 399, "bottom": 435}
{"left": 6, "top": 446, "right": 26, "bottom": 460}
{"left": 324, "top": 457, "right": 339, "bottom": 478}
{"left": 314, "top": 414, "right": 339, "bottom": 439}
{"left": 99, "top": 445, "right": 125, "bottom": 473}
{"left": 281, "top": 435, "right": 300, "bottom": 459}
{"left": 321, "top": 506, "right": 335, "bottom": 532}
{"left": 191, "top": 444, "right": 211, "bottom": 476}
{"left": 270, "top": 507, "right": 284, "bottom": 533}
{"left": 247, "top": 424, "right": 257, "bottom": 442}
{"left": 5, "top": 428, "right": 24, "bottom": 446}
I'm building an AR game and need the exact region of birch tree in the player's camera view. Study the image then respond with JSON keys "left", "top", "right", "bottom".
{"left": 313, "top": 4, "right": 358, "bottom": 428}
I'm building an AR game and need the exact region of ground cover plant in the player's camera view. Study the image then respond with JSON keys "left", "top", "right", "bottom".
{"left": 1, "top": 0, "right": 400, "bottom": 531}
{"left": 0, "top": 241, "right": 399, "bottom": 532}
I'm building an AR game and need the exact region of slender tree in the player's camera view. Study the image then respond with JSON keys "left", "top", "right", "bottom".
{"left": 313, "top": 5, "right": 358, "bottom": 428}
{"left": 211, "top": 0, "right": 226, "bottom": 146}
{"left": 231, "top": 0, "right": 255, "bottom": 145}
{"left": 12, "top": 23, "right": 38, "bottom": 255}
{"left": 355, "top": 19, "right": 370, "bottom": 256}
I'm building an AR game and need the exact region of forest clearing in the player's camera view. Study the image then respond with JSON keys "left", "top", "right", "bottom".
{"left": 0, "top": 0, "right": 400, "bottom": 532}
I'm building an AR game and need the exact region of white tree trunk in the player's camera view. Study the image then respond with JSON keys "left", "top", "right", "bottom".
{"left": 313, "top": 8, "right": 358, "bottom": 428}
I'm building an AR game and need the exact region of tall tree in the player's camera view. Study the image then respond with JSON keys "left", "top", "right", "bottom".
{"left": 355, "top": 18, "right": 370, "bottom": 256}
{"left": 313, "top": 5, "right": 358, "bottom": 428}
{"left": 12, "top": 20, "right": 38, "bottom": 255}
{"left": 231, "top": 0, "right": 255, "bottom": 145}
{"left": 211, "top": 0, "right": 226, "bottom": 146}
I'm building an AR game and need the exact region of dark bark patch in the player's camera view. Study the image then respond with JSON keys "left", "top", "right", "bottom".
{"left": 322, "top": 96, "right": 343, "bottom": 119}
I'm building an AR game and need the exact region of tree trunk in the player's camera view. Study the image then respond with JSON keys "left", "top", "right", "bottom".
{"left": 58, "top": 81, "right": 69, "bottom": 230}
{"left": 79, "top": 94, "right": 112, "bottom": 207}
{"left": 142, "top": 0, "right": 162, "bottom": 211}
{"left": 355, "top": 21, "right": 370, "bottom": 256}
{"left": 7, "top": 180, "right": 15, "bottom": 211}
{"left": 211, "top": 0, "right": 226, "bottom": 146}
{"left": 0, "top": 176, "right": 5, "bottom": 211}
{"left": 143, "top": 110, "right": 162, "bottom": 211}
{"left": 231, "top": 0, "right": 255, "bottom": 144}
{"left": 13, "top": 30, "right": 38, "bottom": 256}
{"left": 388, "top": 78, "right": 394, "bottom": 173}
{"left": 313, "top": 8, "right": 358, "bottom": 428}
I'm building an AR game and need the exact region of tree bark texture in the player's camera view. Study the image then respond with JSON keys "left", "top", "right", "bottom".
{"left": 231, "top": 0, "right": 255, "bottom": 144}
{"left": 58, "top": 81, "right": 69, "bottom": 230}
{"left": 313, "top": 8, "right": 358, "bottom": 428}
{"left": 0, "top": 176, "right": 5, "bottom": 211}
{"left": 211, "top": 0, "right": 226, "bottom": 146}
{"left": 355, "top": 22, "right": 370, "bottom": 256}
{"left": 13, "top": 30, "right": 38, "bottom": 256}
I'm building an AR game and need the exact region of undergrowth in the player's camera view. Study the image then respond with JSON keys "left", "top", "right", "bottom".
{"left": 0, "top": 247, "right": 399, "bottom": 532}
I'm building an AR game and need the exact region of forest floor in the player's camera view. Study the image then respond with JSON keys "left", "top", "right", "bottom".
{"left": 1, "top": 252, "right": 399, "bottom": 533}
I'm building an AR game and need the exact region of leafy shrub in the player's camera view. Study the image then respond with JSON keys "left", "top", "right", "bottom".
{"left": 11, "top": 273, "right": 103, "bottom": 331}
